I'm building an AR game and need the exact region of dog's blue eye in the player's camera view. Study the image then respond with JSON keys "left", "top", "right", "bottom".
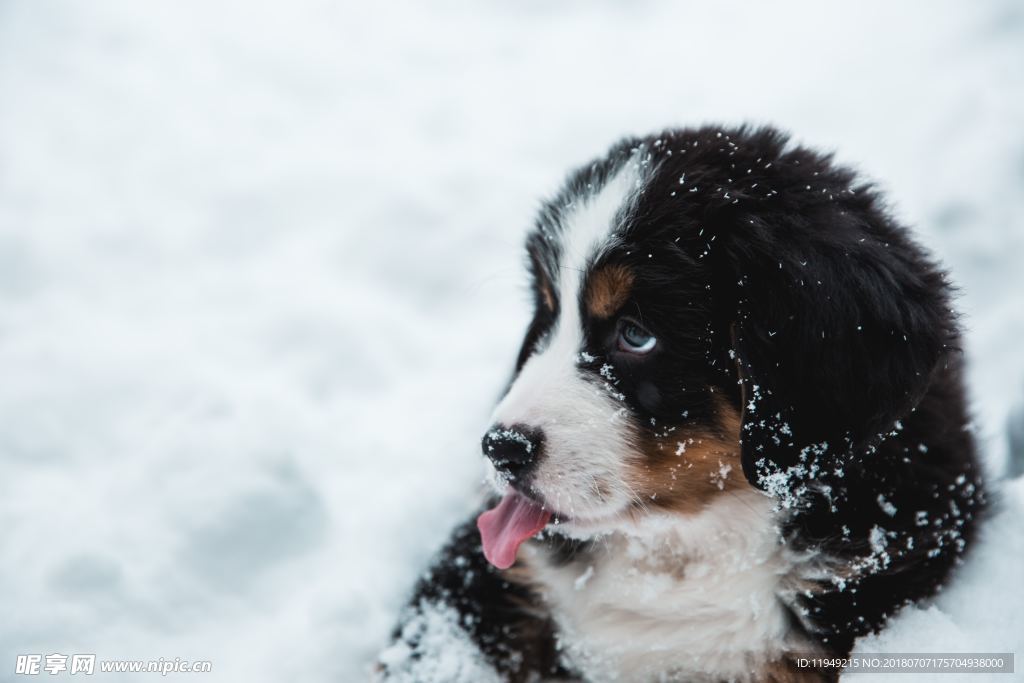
{"left": 618, "top": 321, "right": 656, "bottom": 354}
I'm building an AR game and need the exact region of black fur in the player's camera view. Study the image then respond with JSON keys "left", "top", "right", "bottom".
{"left": 379, "top": 125, "right": 986, "bottom": 680}
{"left": 382, "top": 516, "right": 570, "bottom": 681}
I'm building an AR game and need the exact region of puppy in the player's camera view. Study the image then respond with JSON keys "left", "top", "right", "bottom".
{"left": 377, "top": 125, "right": 986, "bottom": 682}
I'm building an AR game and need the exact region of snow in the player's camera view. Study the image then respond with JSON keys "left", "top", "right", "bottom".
{"left": 854, "top": 477, "right": 1024, "bottom": 683}
{"left": 377, "top": 602, "right": 501, "bottom": 683}
{"left": 0, "top": 1, "right": 1022, "bottom": 681}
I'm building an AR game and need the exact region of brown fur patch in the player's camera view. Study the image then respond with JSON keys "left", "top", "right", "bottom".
{"left": 628, "top": 396, "right": 746, "bottom": 514}
{"left": 539, "top": 277, "right": 556, "bottom": 313}
{"left": 501, "top": 562, "right": 536, "bottom": 591}
{"left": 529, "top": 251, "right": 557, "bottom": 313}
{"left": 586, "top": 264, "right": 634, "bottom": 319}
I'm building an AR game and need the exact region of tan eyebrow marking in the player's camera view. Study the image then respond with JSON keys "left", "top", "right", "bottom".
{"left": 586, "top": 264, "right": 634, "bottom": 319}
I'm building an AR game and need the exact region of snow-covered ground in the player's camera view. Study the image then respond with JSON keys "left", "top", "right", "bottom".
{"left": 1, "top": 1, "right": 1022, "bottom": 680}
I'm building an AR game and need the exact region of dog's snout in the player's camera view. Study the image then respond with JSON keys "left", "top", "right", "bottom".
{"left": 482, "top": 424, "right": 543, "bottom": 479}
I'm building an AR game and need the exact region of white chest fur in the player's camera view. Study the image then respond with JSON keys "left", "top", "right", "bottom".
{"left": 523, "top": 490, "right": 814, "bottom": 682}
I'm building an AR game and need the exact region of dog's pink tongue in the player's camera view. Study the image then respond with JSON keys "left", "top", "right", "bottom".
{"left": 477, "top": 491, "right": 552, "bottom": 569}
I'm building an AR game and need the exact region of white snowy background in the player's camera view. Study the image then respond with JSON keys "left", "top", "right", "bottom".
{"left": 1, "top": 1, "right": 1022, "bottom": 681}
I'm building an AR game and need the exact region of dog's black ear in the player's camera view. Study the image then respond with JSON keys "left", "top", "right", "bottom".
{"left": 711, "top": 188, "right": 957, "bottom": 489}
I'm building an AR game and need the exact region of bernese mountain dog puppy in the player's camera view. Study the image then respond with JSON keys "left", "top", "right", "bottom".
{"left": 378, "top": 125, "right": 986, "bottom": 682}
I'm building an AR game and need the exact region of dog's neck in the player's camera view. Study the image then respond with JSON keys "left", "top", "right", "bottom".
{"left": 522, "top": 488, "right": 819, "bottom": 682}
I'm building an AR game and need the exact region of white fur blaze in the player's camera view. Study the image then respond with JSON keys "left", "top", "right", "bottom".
{"left": 489, "top": 159, "right": 647, "bottom": 522}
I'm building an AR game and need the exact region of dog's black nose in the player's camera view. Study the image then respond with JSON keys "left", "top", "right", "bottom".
{"left": 482, "top": 425, "right": 543, "bottom": 480}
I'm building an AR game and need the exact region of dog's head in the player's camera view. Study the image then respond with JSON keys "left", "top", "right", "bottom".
{"left": 478, "top": 126, "right": 955, "bottom": 558}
